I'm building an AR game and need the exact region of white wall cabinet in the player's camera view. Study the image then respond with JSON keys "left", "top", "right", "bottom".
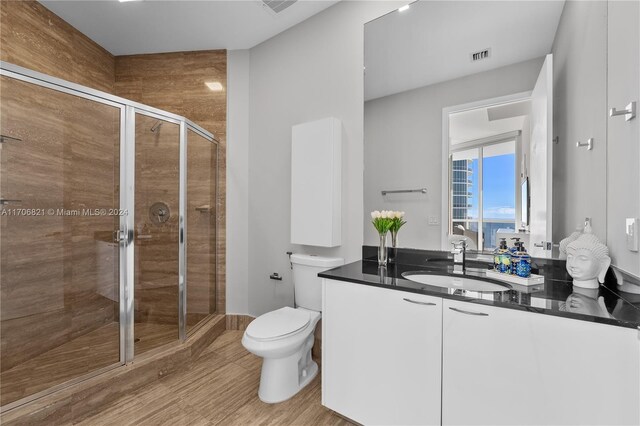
{"left": 291, "top": 117, "right": 341, "bottom": 247}
{"left": 322, "top": 279, "right": 443, "bottom": 426}
{"left": 322, "top": 278, "right": 640, "bottom": 426}
{"left": 442, "top": 299, "right": 639, "bottom": 426}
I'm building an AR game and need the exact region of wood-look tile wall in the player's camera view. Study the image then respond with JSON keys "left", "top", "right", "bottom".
{"left": 226, "top": 315, "right": 256, "bottom": 331}
{"left": 0, "top": 1, "right": 115, "bottom": 92}
{"left": 115, "top": 51, "right": 227, "bottom": 315}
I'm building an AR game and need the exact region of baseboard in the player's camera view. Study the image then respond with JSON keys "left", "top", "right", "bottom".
{"left": 226, "top": 314, "right": 255, "bottom": 331}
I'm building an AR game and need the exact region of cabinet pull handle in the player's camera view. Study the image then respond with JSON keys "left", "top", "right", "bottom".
{"left": 403, "top": 298, "right": 436, "bottom": 306}
{"left": 449, "top": 307, "right": 489, "bottom": 316}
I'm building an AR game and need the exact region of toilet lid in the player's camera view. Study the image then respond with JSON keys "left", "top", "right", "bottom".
{"left": 246, "top": 307, "right": 310, "bottom": 341}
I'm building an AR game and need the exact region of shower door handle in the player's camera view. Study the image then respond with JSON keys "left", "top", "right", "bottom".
{"left": 113, "top": 229, "right": 130, "bottom": 244}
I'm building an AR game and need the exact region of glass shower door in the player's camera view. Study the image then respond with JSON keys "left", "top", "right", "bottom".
{"left": 0, "top": 76, "right": 122, "bottom": 406}
{"left": 186, "top": 129, "right": 218, "bottom": 332}
{"left": 133, "top": 113, "right": 180, "bottom": 353}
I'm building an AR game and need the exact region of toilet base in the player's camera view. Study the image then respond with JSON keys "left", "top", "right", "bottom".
{"left": 257, "top": 335, "right": 318, "bottom": 403}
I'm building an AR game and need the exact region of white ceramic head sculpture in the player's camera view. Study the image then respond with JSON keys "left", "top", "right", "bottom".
{"left": 559, "top": 219, "right": 593, "bottom": 259}
{"left": 559, "top": 226, "right": 582, "bottom": 260}
{"left": 566, "top": 233, "right": 611, "bottom": 289}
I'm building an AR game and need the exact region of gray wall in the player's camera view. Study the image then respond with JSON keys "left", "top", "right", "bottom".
{"left": 243, "top": 1, "right": 400, "bottom": 316}
{"left": 607, "top": 0, "right": 639, "bottom": 277}
{"left": 552, "top": 0, "right": 640, "bottom": 277}
{"left": 551, "top": 1, "right": 608, "bottom": 243}
{"left": 226, "top": 49, "right": 250, "bottom": 314}
{"left": 363, "top": 58, "right": 544, "bottom": 249}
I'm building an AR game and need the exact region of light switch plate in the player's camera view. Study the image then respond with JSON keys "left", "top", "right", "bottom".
{"left": 428, "top": 216, "right": 439, "bottom": 225}
{"left": 626, "top": 218, "right": 639, "bottom": 252}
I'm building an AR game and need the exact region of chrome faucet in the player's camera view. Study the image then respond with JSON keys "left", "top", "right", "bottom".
{"left": 451, "top": 240, "right": 467, "bottom": 274}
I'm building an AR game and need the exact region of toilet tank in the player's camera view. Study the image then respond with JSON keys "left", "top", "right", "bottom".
{"left": 291, "top": 254, "right": 344, "bottom": 312}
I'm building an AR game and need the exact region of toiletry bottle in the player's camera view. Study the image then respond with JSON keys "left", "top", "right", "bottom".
{"left": 511, "top": 241, "right": 532, "bottom": 278}
{"left": 510, "top": 241, "right": 522, "bottom": 275}
{"left": 493, "top": 238, "right": 511, "bottom": 274}
{"left": 509, "top": 237, "right": 521, "bottom": 254}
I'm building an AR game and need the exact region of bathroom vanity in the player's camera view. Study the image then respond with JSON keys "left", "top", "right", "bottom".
{"left": 320, "top": 254, "right": 640, "bottom": 426}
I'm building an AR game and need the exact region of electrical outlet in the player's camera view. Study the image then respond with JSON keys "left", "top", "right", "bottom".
{"left": 428, "top": 216, "right": 439, "bottom": 226}
{"left": 626, "top": 218, "right": 639, "bottom": 252}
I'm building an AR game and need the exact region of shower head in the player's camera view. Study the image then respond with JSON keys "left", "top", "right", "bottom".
{"left": 150, "top": 121, "right": 163, "bottom": 133}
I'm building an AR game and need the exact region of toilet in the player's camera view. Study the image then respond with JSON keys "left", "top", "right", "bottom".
{"left": 242, "top": 254, "right": 343, "bottom": 403}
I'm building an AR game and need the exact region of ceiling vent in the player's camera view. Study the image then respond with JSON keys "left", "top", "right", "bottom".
{"left": 261, "top": 0, "right": 298, "bottom": 14}
{"left": 471, "top": 48, "right": 491, "bottom": 62}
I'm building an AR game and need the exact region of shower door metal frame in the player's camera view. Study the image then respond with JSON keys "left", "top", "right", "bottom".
{"left": 179, "top": 121, "right": 188, "bottom": 341}
{"left": 0, "top": 61, "right": 218, "bottom": 409}
{"left": 122, "top": 105, "right": 136, "bottom": 363}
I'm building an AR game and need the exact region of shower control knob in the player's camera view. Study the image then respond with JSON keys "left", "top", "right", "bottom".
{"left": 149, "top": 202, "right": 171, "bottom": 225}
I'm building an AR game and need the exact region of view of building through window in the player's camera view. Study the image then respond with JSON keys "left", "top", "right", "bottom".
{"left": 451, "top": 140, "right": 516, "bottom": 250}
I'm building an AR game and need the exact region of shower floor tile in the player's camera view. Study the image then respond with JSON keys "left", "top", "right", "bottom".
{"left": 1, "top": 322, "right": 177, "bottom": 406}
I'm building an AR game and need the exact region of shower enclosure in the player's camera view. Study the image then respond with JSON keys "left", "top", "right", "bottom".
{"left": 0, "top": 62, "right": 219, "bottom": 408}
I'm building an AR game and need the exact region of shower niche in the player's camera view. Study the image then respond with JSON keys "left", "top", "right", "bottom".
{"left": 0, "top": 62, "right": 219, "bottom": 408}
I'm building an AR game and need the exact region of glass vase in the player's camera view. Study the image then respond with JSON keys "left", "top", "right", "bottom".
{"left": 378, "top": 264, "right": 388, "bottom": 283}
{"left": 390, "top": 230, "right": 398, "bottom": 263}
{"left": 378, "top": 232, "right": 388, "bottom": 267}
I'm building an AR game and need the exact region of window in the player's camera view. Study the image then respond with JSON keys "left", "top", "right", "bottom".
{"left": 450, "top": 139, "right": 517, "bottom": 251}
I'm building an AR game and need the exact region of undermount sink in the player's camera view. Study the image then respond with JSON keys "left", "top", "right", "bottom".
{"left": 401, "top": 272, "right": 511, "bottom": 292}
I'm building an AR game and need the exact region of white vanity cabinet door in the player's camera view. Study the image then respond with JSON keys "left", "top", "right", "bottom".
{"left": 442, "top": 299, "right": 640, "bottom": 426}
{"left": 322, "top": 279, "right": 442, "bottom": 426}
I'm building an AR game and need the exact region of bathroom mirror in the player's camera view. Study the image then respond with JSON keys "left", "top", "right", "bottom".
{"left": 363, "top": 0, "right": 608, "bottom": 259}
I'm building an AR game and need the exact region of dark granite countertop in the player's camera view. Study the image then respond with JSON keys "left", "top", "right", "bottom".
{"left": 318, "top": 248, "right": 640, "bottom": 330}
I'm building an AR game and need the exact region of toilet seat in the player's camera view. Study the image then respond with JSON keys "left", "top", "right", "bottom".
{"left": 246, "top": 307, "right": 310, "bottom": 341}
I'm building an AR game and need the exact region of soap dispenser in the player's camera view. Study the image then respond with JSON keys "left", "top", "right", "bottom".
{"left": 511, "top": 241, "right": 532, "bottom": 278}
{"left": 509, "top": 237, "right": 522, "bottom": 254}
{"left": 493, "top": 238, "right": 511, "bottom": 273}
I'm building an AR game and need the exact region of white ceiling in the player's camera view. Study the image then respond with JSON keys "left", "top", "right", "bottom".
{"left": 364, "top": 1, "right": 565, "bottom": 101}
{"left": 449, "top": 102, "right": 528, "bottom": 145}
{"left": 39, "top": 0, "right": 339, "bottom": 55}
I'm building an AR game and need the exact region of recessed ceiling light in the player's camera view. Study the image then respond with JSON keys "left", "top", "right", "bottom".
{"left": 118, "top": 0, "right": 140, "bottom": 2}
{"left": 398, "top": 4, "right": 410, "bottom": 12}
{"left": 205, "top": 81, "right": 224, "bottom": 91}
